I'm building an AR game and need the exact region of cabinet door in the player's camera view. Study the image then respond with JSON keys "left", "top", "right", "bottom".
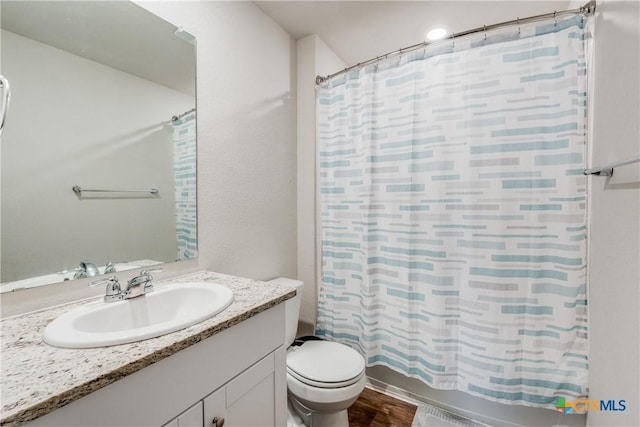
{"left": 226, "top": 371, "right": 275, "bottom": 427}
{"left": 203, "top": 353, "right": 276, "bottom": 427}
{"left": 177, "top": 401, "right": 203, "bottom": 427}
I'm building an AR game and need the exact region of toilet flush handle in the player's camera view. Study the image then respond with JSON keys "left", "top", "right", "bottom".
{"left": 212, "top": 417, "right": 225, "bottom": 427}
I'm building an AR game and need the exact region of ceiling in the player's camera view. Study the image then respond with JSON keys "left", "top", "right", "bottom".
{"left": 1, "top": 1, "right": 195, "bottom": 95}
{"left": 255, "top": 1, "right": 571, "bottom": 67}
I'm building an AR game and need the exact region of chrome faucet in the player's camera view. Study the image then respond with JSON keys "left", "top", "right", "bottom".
{"left": 73, "top": 261, "right": 99, "bottom": 279}
{"left": 89, "top": 268, "right": 162, "bottom": 303}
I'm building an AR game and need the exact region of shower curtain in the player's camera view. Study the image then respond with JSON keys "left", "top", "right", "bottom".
{"left": 172, "top": 113, "right": 198, "bottom": 260}
{"left": 316, "top": 16, "right": 588, "bottom": 408}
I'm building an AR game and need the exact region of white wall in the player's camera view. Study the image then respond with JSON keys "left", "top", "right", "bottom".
{"left": 296, "top": 34, "right": 345, "bottom": 328}
{"left": 137, "top": 1, "right": 297, "bottom": 281}
{"left": 586, "top": 1, "right": 640, "bottom": 426}
{"left": 1, "top": 29, "right": 192, "bottom": 281}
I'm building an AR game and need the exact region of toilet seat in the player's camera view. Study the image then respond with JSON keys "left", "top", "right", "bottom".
{"left": 287, "top": 371, "right": 367, "bottom": 407}
{"left": 287, "top": 366, "right": 365, "bottom": 389}
{"left": 287, "top": 341, "right": 365, "bottom": 389}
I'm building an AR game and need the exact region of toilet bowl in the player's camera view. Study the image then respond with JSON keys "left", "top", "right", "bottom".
{"left": 266, "top": 278, "right": 366, "bottom": 427}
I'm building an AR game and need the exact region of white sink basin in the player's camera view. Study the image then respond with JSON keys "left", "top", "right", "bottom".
{"left": 43, "top": 283, "right": 234, "bottom": 349}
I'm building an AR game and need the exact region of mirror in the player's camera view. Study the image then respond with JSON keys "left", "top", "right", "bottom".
{"left": 0, "top": 1, "right": 197, "bottom": 292}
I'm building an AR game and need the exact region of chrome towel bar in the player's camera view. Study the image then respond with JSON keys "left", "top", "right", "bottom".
{"left": 584, "top": 154, "right": 640, "bottom": 177}
{"left": 72, "top": 185, "right": 159, "bottom": 195}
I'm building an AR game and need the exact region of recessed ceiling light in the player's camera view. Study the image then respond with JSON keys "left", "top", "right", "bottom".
{"left": 426, "top": 28, "right": 448, "bottom": 41}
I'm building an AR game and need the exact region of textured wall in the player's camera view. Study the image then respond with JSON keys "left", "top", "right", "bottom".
{"left": 296, "top": 34, "right": 346, "bottom": 327}
{"left": 586, "top": 1, "right": 640, "bottom": 426}
{"left": 138, "top": 1, "right": 297, "bottom": 281}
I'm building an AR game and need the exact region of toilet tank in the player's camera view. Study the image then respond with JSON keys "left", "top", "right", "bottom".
{"left": 265, "top": 277, "right": 304, "bottom": 347}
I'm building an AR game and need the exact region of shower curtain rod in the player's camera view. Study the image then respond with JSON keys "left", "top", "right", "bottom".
{"left": 171, "top": 108, "right": 196, "bottom": 122}
{"left": 584, "top": 154, "right": 640, "bottom": 177}
{"left": 315, "top": 0, "right": 596, "bottom": 84}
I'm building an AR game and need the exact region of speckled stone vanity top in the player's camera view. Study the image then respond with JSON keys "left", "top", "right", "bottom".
{"left": 0, "top": 271, "right": 295, "bottom": 426}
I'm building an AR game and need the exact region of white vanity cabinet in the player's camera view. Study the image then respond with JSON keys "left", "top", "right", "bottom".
{"left": 27, "top": 304, "right": 287, "bottom": 427}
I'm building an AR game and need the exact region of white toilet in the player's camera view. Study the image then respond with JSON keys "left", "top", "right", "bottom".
{"left": 267, "top": 278, "right": 366, "bottom": 427}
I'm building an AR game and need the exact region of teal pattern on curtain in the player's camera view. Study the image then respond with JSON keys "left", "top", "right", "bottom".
{"left": 316, "top": 16, "right": 588, "bottom": 408}
{"left": 172, "top": 113, "right": 198, "bottom": 260}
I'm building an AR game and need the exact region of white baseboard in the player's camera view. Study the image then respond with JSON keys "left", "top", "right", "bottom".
{"left": 365, "top": 376, "right": 423, "bottom": 406}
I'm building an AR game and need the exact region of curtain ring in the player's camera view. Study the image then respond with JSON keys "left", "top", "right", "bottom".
{"left": 554, "top": 11, "right": 557, "bottom": 26}
{"left": 517, "top": 17, "right": 521, "bottom": 35}
{"left": 452, "top": 32, "right": 455, "bottom": 49}
{"left": 483, "top": 24, "right": 487, "bottom": 40}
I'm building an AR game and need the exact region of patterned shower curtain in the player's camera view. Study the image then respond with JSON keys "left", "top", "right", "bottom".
{"left": 316, "top": 16, "right": 588, "bottom": 408}
{"left": 172, "top": 113, "right": 198, "bottom": 260}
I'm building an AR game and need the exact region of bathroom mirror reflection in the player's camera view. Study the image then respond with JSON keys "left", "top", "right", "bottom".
{"left": 0, "top": 1, "right": 197, "bottom": 291}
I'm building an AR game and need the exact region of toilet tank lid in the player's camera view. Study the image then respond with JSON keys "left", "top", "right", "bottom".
{"left": 265, "top": 277, "right": 304, "bottom": 290}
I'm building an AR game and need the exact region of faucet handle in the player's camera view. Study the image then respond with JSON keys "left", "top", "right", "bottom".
{"left": 89, "top": 277, "right": 115, "bottom": 287}
{"left": 104, "top": 261, "right": 128, "bottom": 274}
{"left": 140, "top": 268, "right": 163, "bottom": 276}
{"left": 90, "top": 276, "right": 123, "bottom": 302}
{"left": 138, "top": 268, "right": 162, "bottom": 292}
{"left": 104, "top": 262, "right": 116, "bottom": 274}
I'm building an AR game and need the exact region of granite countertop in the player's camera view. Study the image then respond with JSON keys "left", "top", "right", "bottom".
{"left": 0, "top": 271, "right": 295, "bottom": 426}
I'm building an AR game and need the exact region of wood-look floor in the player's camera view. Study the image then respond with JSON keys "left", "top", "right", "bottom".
{"left": 348, "top": 388, "right": 417, "bottom": 427}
